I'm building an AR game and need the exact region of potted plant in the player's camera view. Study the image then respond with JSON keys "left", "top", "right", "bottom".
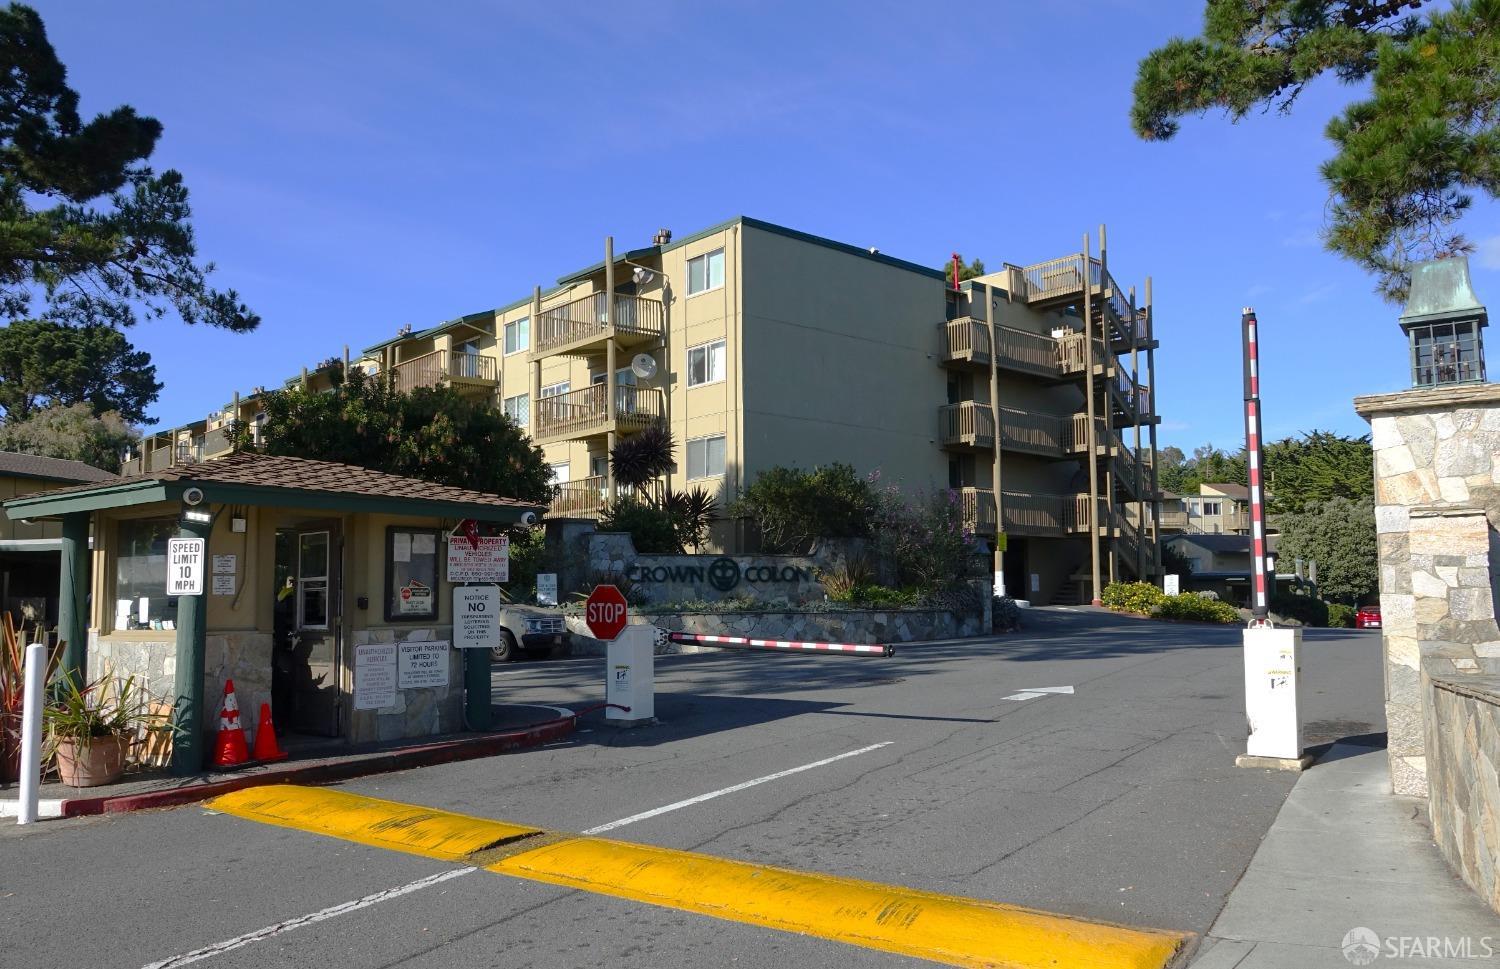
{"left": 45, "top": 670, "right": 161, "bottom": 787}
{"left": 0, "top": 615, "right": 62, "bottom": 783}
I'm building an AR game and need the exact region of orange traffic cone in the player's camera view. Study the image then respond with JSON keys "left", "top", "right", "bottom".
{"left": 211, "top": 678, "right": 250, "bottom": 768}
{"left": 251, "top": 702, "right": 288, "bottom": 762}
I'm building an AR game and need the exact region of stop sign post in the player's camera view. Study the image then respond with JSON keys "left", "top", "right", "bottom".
{"left": 586, "top": 584, "right": 629, "bottom": 641}
{"left": 586, "top": 584, "right": 654, "bottom": 726}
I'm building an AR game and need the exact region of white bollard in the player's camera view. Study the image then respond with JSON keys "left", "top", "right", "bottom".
{"left": 605, "top": 625, "right": 655, "bottom": 726}
{"left": 1236, "top": 626, "right": 1312, "bottom": 771}
{"left": 17, "top": 642, "right": 46, "bottom": 824}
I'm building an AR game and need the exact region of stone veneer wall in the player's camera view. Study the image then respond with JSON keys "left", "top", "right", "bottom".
{"left": 346, "top": 626, "right": 463, "bottom": 744}
{"left": 1357, "top": 383, "right": 1500, "bottom": 798}
{"left": 1426, "top": 675, "right": 1500, "bottom": 913}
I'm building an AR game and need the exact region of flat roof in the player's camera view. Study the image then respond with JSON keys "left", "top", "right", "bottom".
{"left": 4, "top": 452, "right": 543, "bottom": 523}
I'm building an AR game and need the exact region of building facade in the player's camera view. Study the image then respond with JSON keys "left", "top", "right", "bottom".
{"left": 128, "top": 216, "right": 1164, "bottom": 605}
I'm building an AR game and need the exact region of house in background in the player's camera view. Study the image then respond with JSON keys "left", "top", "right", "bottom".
{"left": 1163, "top": 531, "right": 1300, "bottom": 606}
{"left": 1187, "top": 483, "right": 1250, "bottom": 534}
{"left": 0, "top": 451, "right": 115, "bottom": 635}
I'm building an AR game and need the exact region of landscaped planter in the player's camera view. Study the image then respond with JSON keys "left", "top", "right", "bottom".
{"left": 53, "top": 735, "right": 128, "bottom": 787}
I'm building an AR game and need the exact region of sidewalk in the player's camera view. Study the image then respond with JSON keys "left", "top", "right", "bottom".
{"left": 1191, "top": 741, "right": 1500, "bottom": 968}
{"left": 0, "top": 702, "right": 576, "bottom": 820}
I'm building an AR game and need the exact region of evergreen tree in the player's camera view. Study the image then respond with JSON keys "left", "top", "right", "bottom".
{"left": 0, "top": 4, "right": 257, "bottom": 329}
{"left": 0, "top": 402, "right": 136, "bottom": 471}
{"left": 1132, "top": 0, "right": 1499, "bottom": 301}
{"left": 1264, "top": 430, "right": 1373, "bottom": 513}
{"left": 1276, "top": 496, "right": 1379, "bottom": 604}
{"left": 0, "top": 319, "right": 160, "bottom": 423}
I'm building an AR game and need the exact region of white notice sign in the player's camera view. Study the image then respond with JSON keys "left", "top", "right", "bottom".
{"left": 446, "top": 535, "right": 509, "bottom": 583}
{"left": 212, "top": 554, "right": 236, "bottom": 575}
{"left": 398, "top": 640, "right": 450, "bottom": 689}
{"left": 355, "top": 643, "right": 398, "bottom": 710}
{"left": 1164, "top": 574, "right": 1180, "bottom": 597}
{"left": 536, "top": 573, "right": 558, "bottom": 606}
{"left": 454, "top": 585, "right": 501, "bottom": 651}
{"left": 212, "top": 574, "right": 235, "bottom": 596}
{"left": 167, "top": 538, "right": 205, "bottom": 596}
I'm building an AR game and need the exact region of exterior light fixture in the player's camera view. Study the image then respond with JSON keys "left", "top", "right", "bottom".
{"left": 182, "top": 508, "right": 212, "bottom": 525}
{"left": 1400, "top": 256, "right": 1487, "bottom": 388}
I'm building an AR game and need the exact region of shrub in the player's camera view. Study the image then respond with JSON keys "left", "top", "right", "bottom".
{"left": 1327, "top": 603, "right": 1356, "bottom": 628}
{"left": 1270, "top": 593, "right": 1329, "bottom": 627}
{"left": 504, "top": 526, "right": 545, "bottom": 599}
{"left": 731, "top": 463, "right": 877, "bottom": 553}
{"left": 869, "top": 485, "right": 983, "bottom": 592}
{"left": 599, "top": 496, "right": 679, "bottom": 553}
{"left": 1101, "top": 581, "right": 1166, "bottom": 615}
{"left": 850, "top": 584, "right": 924, "bottom": 608}
{"left": 818, "top": 557, "right": 873, "bottom": 603}
{"left": 1152, "top": 593, "right": 1241, "bottom": 624}
{"left": 993, "top": 596, "right": 1021, "bottom": 632}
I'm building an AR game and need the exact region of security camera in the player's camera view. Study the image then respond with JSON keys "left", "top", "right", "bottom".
{"left": 182, "top": 487, "right": 205, "bottom": 506}
{"left": 519, "top": 511, "right": 539, "bottom": 527}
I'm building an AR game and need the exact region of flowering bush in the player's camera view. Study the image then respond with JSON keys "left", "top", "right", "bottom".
{"left": 869, "top": 483, "right": 983, "bottom": 593}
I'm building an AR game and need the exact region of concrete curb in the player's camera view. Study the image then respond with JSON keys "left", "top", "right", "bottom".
{"left": 48, "top": 715, "right": 577, "bottom": 818}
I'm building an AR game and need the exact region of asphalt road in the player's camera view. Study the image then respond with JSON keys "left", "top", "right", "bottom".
{"left": 1, "top": 608, "right": 1386, "bottom": 969}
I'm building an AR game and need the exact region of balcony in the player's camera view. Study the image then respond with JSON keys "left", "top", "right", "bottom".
{"left": 998, "top": 407, "right": 1069, "bottom": 457}
{"left": 959, "top": 487, "right": 998, "bottom": 536}
{"left": 940, "top": 319, "right": 992, "bottom": 370}
{"left": 1000, "top": 491, "right": 1094, "bottom": 536}
{"left": 1159, "top": 510, "right": 1189, "bottom": 532}
{"left": 534, "top": 292, "right": 664, "bottom": 358}
{"left": 1018, "top": 254, "right": 1146, "bottom": 345}
{"left": 533, "top": 384, "right": 664, "bottom": 445}
{"left": 548, "top": 476, "right": 610, "bottom": 519}
{"left": 939, "top": 402, "right": 995, "bottom": 451}
{"left": 389, "top": 349, "right": 497, "bottom": 397}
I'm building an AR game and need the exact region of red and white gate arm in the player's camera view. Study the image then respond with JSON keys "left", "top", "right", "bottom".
{"left": 1242, "top": 306, "right": 1270, "bottom": 625}
{"left": 666, "top": 632, "right": 894, "bottom": 658}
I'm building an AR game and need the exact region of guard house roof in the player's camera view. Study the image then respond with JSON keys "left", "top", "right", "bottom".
{"left": 2, "top": 452, "right": 544, "bottom": 523}
{"left": 0, "top": 450, "right": 115, "bottom": 484}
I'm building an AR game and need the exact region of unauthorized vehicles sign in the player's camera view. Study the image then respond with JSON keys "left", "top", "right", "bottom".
{"left": 167, "top": 538, "right": 205, "bottom": 596}
{"left": 453, "top": 585, "right": 501, "bottom": 651}
{"left": 446, "top": 535, "right": 509, "bottom": 584}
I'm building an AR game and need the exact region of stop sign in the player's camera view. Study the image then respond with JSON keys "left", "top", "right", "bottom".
{"left": 585, "top": 584, "right": 629, "bottom": 641}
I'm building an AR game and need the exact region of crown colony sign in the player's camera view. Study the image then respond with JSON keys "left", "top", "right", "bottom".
{"left": 624, "top": 557, "right": 813, "bottom": 593}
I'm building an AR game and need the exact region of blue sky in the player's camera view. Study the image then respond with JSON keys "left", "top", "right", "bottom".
{"left": 32, "top": 1, "right": 1500, "bottom": 453}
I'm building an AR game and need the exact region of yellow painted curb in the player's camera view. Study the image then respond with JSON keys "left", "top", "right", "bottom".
{"left": 209, "top": 786, "right": 540, "bottom": 862}
{"left": 492, "top": 838, "right": 1188, "bottom": 969}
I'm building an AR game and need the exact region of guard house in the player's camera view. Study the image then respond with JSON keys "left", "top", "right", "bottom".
{"left": 3, "top": 452, "right": 543, "bottom": 774}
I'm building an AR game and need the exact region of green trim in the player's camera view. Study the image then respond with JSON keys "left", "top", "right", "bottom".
{"left": 0, "top": 468, "right": 114, "bottom": 486}
{"left": 554, "top": 246, "right": 661, "bottom": 286}
{"left": 5, "top": 481, "right": 171, "bottom": 518}
{"left": 736, "top": 217, "right": 947, "bottom": 280}
{"left": 4, "top": 476, "right": 540, "bottom": 523}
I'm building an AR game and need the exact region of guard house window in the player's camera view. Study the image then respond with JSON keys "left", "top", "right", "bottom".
{"left": 114, "top": 518, "right": 177, "bottom": 630}
{"left": 687, "top": 339, "right": 726, "bottom": 387}
{"left": 687, "top": 434, "right": 726, "bottom": 479}
{"left": 503, "top": 317, "right": 530, "bottom": 355}
{"left": 385, "top": 526, "right": 440, "bottom": 622}
{"left": 1411, "top": 320, "right": 1484, "bottom": 387}
{"left": 687, "top": 248, "right": 725, "bottom": 296}
{"left": 503, "top": 392, "right": 529, "bottom": 428}
{"left": 298, "top": 531, "right": 330, "bottom": 630}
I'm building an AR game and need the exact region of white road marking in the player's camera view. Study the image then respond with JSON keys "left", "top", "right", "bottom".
{"left": 149, "top": 741, "right": 892, "bottom": 967}
{"left": 1003, "top": 685, "right": 1075, "bottom": 702}
{"left": 139, "top": 867, "right": 475, "bottom": 969}
{"left": 581, "top": 741, "right": 894, "bottom": 835}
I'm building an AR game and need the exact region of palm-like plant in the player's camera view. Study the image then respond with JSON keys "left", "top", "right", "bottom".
{"left": 610, "top": 426, "right": 675, "bottom": 497}
{"left": 659, "top": 486, "right": 720, "bottom": 552}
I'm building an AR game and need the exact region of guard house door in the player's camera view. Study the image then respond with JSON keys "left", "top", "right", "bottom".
{"left": 292, "top": 524, "right": 342, "bottom": 737}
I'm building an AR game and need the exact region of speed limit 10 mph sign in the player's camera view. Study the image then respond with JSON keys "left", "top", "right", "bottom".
{"left": 167, "top": 538, "right": 205, "bottom": 596}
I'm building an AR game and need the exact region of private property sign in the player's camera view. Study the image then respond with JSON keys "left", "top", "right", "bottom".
{"left": 446, "top": 535, "right": 509, "bottom": 583}
{"left": 585, "top": 584, "right": 628, "bottom": 641}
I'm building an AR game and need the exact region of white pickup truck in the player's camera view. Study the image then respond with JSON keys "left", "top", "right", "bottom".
{"left": 493, "top": 603, "right": 569, "bottom": 662}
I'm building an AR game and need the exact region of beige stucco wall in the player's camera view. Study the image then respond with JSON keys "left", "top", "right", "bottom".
{"left": 0, "top": 475, "right": 73, "bottom": 540}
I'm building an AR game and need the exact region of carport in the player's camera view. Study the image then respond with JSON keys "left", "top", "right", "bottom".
{"left": 3, "top": 452, "right": 543, "bottom": 775}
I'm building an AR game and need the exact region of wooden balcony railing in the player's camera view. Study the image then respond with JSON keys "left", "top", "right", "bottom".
{"left": 939, "top": 402, "right": 995, "bottom": 449}
{"left": 998, "top": 407, "right": 1069, "bottom": 455}
{"left": 994, "top": 325, "right": 1062, "bottom": 376}
{"left": 959, "top": 487, "right": 998, "bottom": 536}
{"left": 389, "top": 349, "right": 496, "bottom": 394}
{"left": 1000, "top": 491, "right": 1093, "bottom": 535}
{"left": 534, "top": 384, "right": 664, "bottom": 441}
{"left": 535, "top": 292, "right": 664, "bottom": 355}
{"left": 941, "top": 319, "right": 992, "bottom": 368}
{"left": 1159, "top": 510, "right": 1189, "bottom": 531}
{"left": 549, "top": 476, "right": 610, "bottom": 518}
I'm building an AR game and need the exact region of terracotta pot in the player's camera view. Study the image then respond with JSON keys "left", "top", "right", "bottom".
{"left": 53, "top": 735, "right": 128, "bottom": 787}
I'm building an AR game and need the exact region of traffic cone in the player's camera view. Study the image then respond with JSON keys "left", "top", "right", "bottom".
{"left": 251, "top": 702, "right": 288, "bottom": 762}
{"left": 211, "top": 678, "right": 250, "bottom": 768}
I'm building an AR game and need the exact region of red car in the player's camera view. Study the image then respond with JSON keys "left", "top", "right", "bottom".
{"left": 1356, "top": 605, "right": 1382, "bottom": 629}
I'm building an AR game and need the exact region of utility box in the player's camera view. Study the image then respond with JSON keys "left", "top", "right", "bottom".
{"left": 606, "top": 625, "right": 655, "bottom": 726}
{"left": 1238, "top": 626, "right": 1309, "bottom": 769}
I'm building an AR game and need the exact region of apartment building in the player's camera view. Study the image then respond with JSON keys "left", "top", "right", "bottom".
{"left": 1157, "top": 483, "right": 1250, "bottom": 536}
{"left": 129, "top": 216, "right": 1163, "bottom": 605}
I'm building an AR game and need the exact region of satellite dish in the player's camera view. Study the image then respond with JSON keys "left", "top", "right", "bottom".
{"left": 630, "top": 353, "right": 658, "bottom": 381}
{"left": 632, "top": 266, "right": 655, "bottom": 285}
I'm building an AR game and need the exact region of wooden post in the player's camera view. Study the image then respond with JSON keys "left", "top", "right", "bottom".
{"left": 171, "top": 516, "right": 210, "bottom": 776}
{"left": 604, "top": 236, "right": 617, "bottom": 503}
{"left": 984, "top": 281, "right": 1004, "bottom": 595}
{"left": 1146, "top": 276, "right": 1162, "bottom": 578}
{"left": 1082, "top": 234, "right": 1102, "bottom": 606}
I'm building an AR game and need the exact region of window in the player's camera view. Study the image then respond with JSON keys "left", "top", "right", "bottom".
{"left": 550, "top": 462, "right": 571, "bottom": 485}
{"left": 590, "top": 455, "right": 608, "bottom": 479}
{"left": 503, "top": 317, "right": 530, "bottom": 355}
{"left": 687, "top": 248, "right": 726, "bottom": 295}
{"left": 298, "top": 531, "right": 330, "bottom": 630}
{"left": 503, "top": 393, "right": 529, "bottom": 428}
{"left": 1201, "top": 501, "right": 1222, "bottom": 517}
{"left": 114, "top": 518, "right": 178, "bottom": 630}
{"left": 687, "top": 435, "right": 726, "bottom": 479}
{"left": 687, "top": 340, "right": 726, "bottom": 387}
{"left": 385, "top": 526, "right": 439, "bottom": 621}
{"left": 540, "top": 381, "right": 570, "bottom": 399}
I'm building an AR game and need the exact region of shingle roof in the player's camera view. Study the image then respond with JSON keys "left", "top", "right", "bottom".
{"left": 0, "top": 450, "right": 116, "bottom": 484}
{"left": 1200, "top": 482, "right": 1250, "bottom": 500}
{"left": 18, "top": 451, "right": 542, "bottom": 509}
